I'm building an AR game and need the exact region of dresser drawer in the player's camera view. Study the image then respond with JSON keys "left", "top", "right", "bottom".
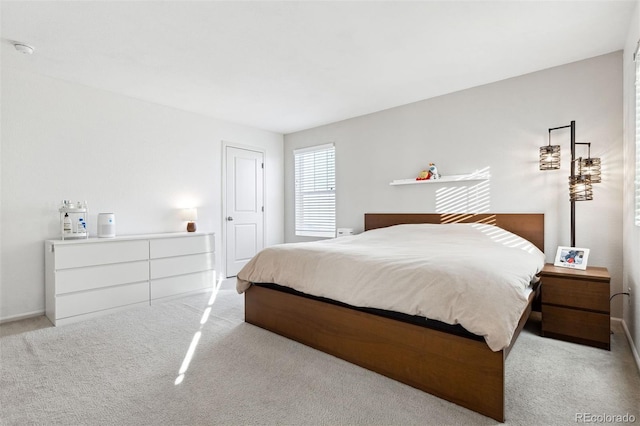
{"left": 150, "top": 234, "right": 214, "bottom": 259}
{"left": 542, "top": 277, "right": 609, "bottom": 313}
{"left": 55, "top": 281, "right": 149, "bottom": 320}
{"left": 542, "top": 305, "right": 610, "bottom": 348}
{"left": 150, "top": 252, "right": 215, "bottom": 279}
{"left": 55, "top": 261, "right": 149, "bottom": 295}
{"left": 54, "top": 240, "right": 149, "bottom": 269}
{"left": 151, "top": 270, "right": 215, "bottom": 300}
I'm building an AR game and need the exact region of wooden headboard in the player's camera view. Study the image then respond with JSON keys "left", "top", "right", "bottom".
{"left": 364, "top": 213, "right": 544, "bottom": 252}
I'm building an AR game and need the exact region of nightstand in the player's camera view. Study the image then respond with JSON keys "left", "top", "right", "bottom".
{"left": 539, "top": 263, "right": 610, "bottom": 350}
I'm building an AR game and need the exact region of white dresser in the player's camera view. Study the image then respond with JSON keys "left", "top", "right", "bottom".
{"left": 45, "top": 232, "right": 215, "bottom": 325}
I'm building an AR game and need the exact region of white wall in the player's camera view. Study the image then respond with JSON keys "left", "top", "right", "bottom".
{"left": 622, "top": 0, "right": 640, "bottom": 361}
{"left": 285, "top": 52, "right": 625, "bottom": 318}
{"left": 0, "top": 66, "right": 284, "bottom": 321}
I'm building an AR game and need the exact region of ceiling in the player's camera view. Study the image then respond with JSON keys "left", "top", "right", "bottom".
{"left": 1, "top": 1, "right": 636, "bottom": 134}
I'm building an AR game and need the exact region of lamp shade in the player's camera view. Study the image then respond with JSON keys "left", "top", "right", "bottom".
{"left": 579, "top": 157, "right": 601, "bottom": 183}
{"left": 182, "top": 208, "right": 198, "bottom": 222}
{"left": 568, "top": 175, "right": 593, "bottom": 201}
{"left": 539, "top": 145, "right": 560, "bottom": 170}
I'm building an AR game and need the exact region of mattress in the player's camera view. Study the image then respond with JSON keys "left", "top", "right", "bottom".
{"left": 237, "top": 223, "right": 545, "bottom": 351}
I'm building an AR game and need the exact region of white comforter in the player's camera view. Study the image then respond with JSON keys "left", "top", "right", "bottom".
{"left": 237, "top": 223, "right": 545, "bottom": 351}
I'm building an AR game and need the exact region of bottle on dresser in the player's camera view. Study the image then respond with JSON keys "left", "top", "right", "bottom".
{"left": 63, "top": 213, "right": 72, "bottom": 234}
{"left": 77, "top": 217, "right": 86, "bottom": 234}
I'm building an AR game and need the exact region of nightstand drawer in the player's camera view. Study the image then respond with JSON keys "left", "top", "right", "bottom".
{"left": 542, "top": 277, "right": 609, "bottom": 313}
{"left": 542, "top": 305, "right": 610, "bottom": 349}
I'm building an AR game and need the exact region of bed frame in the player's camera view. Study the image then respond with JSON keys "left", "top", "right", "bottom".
{"left": 244, "top": 213, "right": 544, "bottom": 422}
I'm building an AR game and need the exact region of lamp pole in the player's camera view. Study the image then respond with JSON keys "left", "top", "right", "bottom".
{"left": 570, "top": 120, "right": 576, "bottom": 247}
{"left": 548, "top": 120, "right": 576, "bottom": 247}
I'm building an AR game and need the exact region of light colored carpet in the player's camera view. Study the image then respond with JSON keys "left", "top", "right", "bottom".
{"left": 1, "top": 279, "right": 638, "bottom": 425}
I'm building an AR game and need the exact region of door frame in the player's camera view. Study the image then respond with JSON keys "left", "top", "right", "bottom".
{"left": 221, "top": 141, "right": 267, "bottom": 278}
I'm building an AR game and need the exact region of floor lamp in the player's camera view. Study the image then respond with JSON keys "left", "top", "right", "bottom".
{"left": 539, "top": 120, "right": 601, "bottom": 247}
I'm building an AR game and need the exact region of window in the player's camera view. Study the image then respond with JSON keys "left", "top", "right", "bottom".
{"left": 636, "top": 40, "right": 640, "bottom": 226}
{"left": 294, "top": 143, "right": 336, "bottom": 237}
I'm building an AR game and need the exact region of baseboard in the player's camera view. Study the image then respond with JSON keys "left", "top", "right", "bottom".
{"left": 619, "top": 318, "right": 640, "bottom": 375}
{"left": 0, "top": 310, "right": 44, "bottom": 325}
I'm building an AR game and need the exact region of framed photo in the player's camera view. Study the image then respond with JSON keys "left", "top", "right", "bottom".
{"left": 554, "top": 246, "right": 590, "bottom": 270}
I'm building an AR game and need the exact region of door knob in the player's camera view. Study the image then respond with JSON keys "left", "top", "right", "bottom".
{"left": 227, "top": 216, "right": 234, "bottom": 221}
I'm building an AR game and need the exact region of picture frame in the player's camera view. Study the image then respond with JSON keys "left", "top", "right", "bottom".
{"left": 554, "top": 246, "right": 590, "bottom": 270}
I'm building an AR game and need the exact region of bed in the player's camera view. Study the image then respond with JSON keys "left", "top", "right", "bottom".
{"left": 237, "top": 213, "right": 545, "bottom": 422}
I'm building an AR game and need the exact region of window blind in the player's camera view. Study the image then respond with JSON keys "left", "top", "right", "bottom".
{"left": 294, "top": 143, "right": 336, "bottom": 238}
{"left": 633, "top": 41, "right": 640, "bottom": 226}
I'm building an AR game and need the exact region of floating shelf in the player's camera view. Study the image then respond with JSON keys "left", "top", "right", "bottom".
{"left": 389, "top": 173, "right": 490, "bottom": 186}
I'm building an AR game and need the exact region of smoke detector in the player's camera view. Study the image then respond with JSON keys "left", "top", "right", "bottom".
{"left": 13, "top": 43, "right": 34, "bottom": 55}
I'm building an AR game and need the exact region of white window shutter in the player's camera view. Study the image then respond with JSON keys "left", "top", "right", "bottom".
{"left": 294, "top": 143, "right": 336, "bottom": 237}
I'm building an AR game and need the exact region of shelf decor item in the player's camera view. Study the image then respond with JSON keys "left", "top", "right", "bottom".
{"left": 416, "top": 169, "right": 430, "bottom": 181}
{"left": 415, "top": 163, "right": 441, "bottom": 181}
{"left": 428, "top": 162, "right": 440, "bottom": 179}
{"left": 538, "top": 121, "right": 602, "bottom": 246}
{"left": 553, "top": 246, "right": 590, "bottom": 270}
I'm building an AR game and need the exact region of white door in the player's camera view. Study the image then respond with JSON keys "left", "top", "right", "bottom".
{"left": 225, "top": 146, "right": 264, "bottom": 277}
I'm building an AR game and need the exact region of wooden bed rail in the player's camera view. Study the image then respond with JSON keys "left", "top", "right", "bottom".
{"left": 245, "top": 285, "right": 506, "bottom": 421}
